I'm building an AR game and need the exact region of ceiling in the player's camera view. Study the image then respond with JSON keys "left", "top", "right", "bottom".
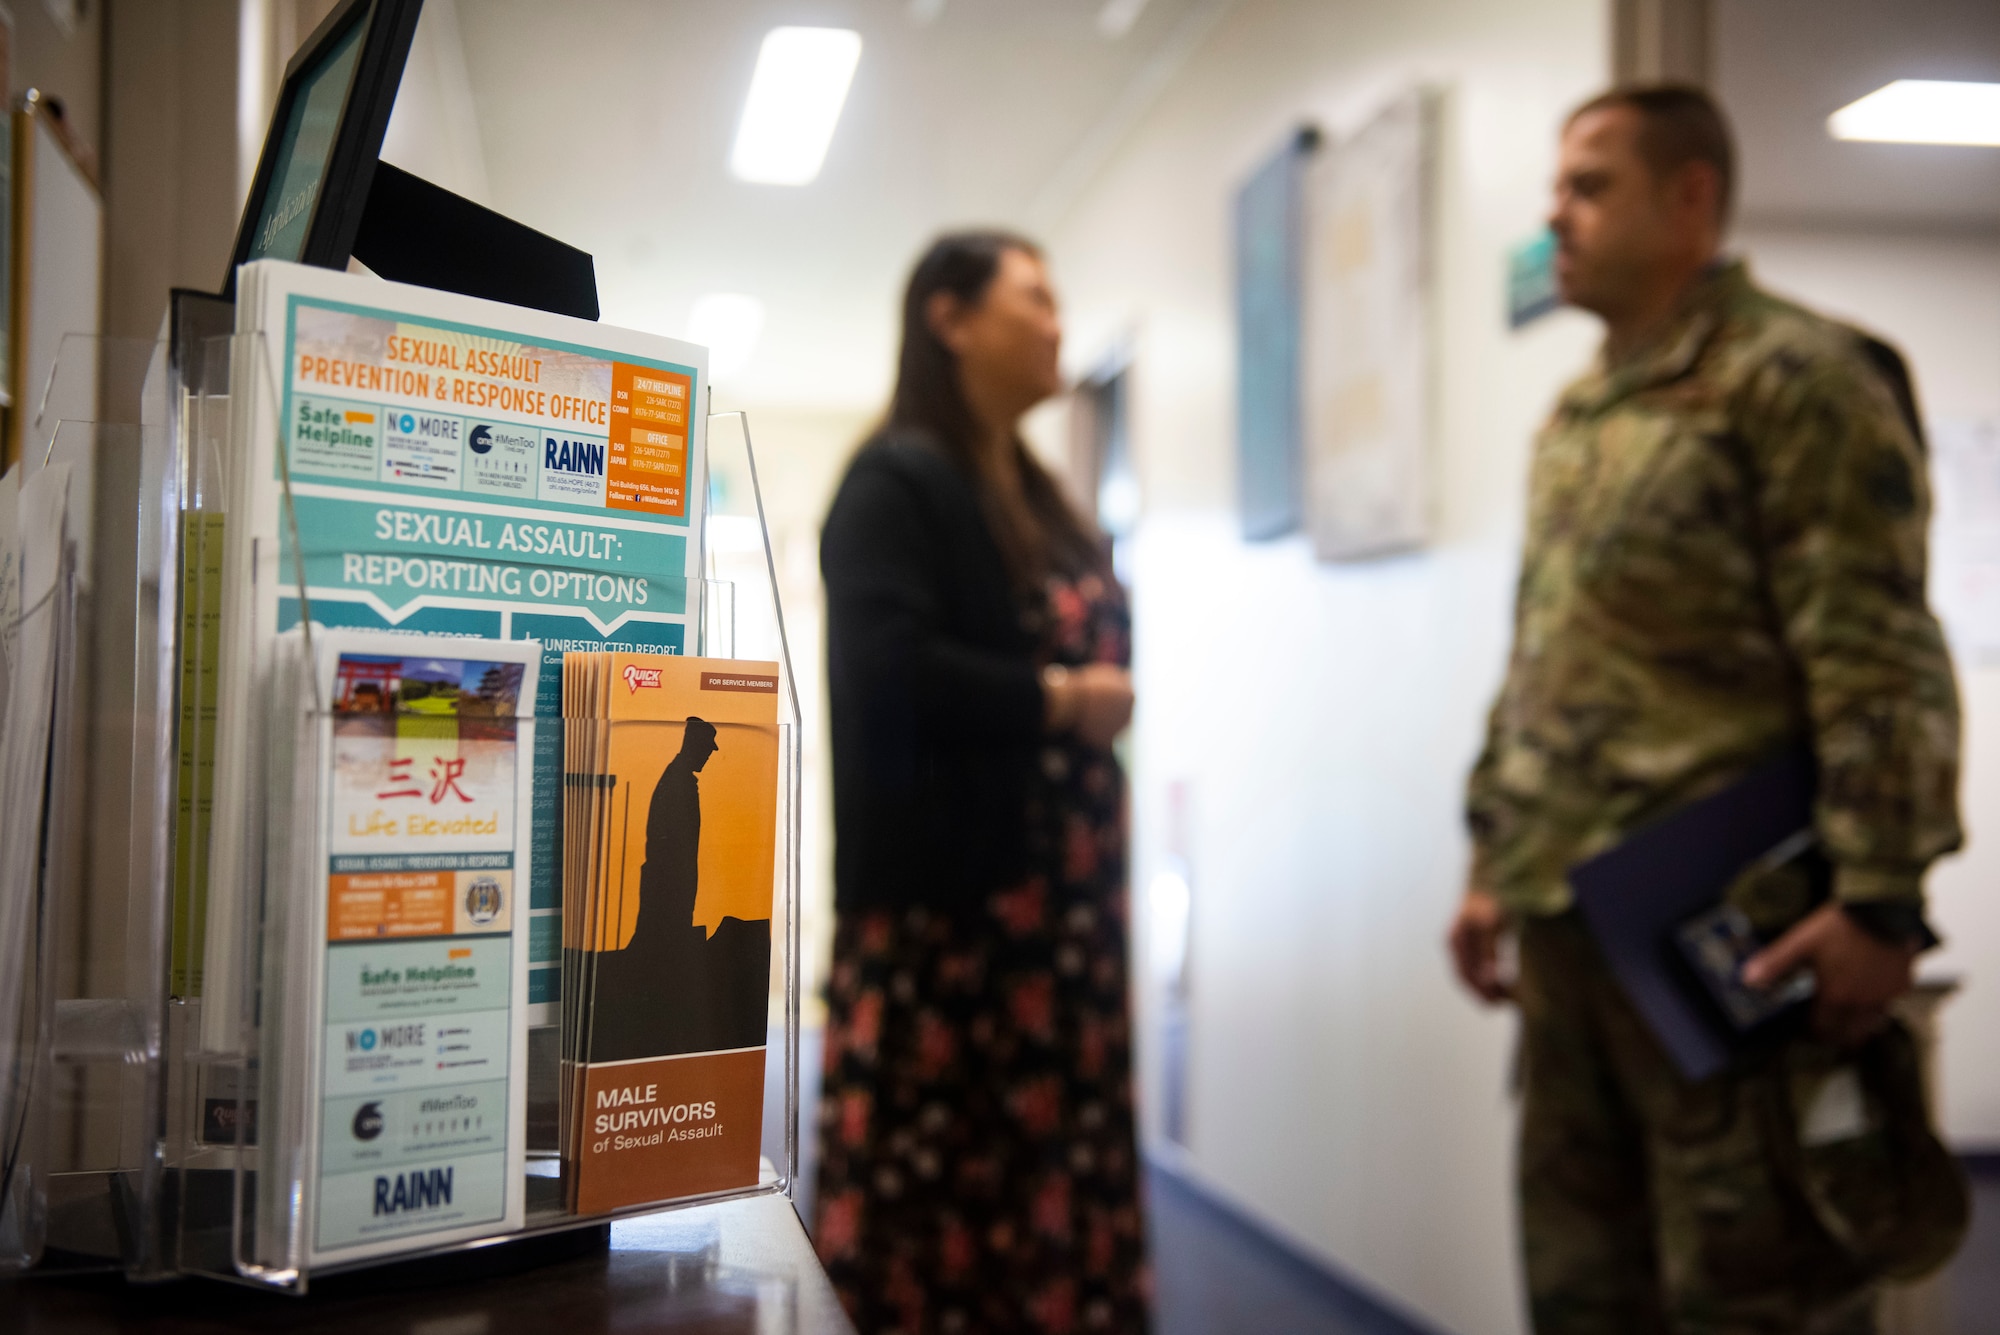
{"left": 1717, "top": 0, "right": 2000, "bottom": 230}
{"left": 382, "top": 0, "right": 1224, "bottom": 412}
{"left": 380, "top": 0, "right": 2000, "bottom": 411}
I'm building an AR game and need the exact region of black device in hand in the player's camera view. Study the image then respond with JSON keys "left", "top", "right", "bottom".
{"left": 1673, "top": 902, "right": 1815, "bottom": 1032}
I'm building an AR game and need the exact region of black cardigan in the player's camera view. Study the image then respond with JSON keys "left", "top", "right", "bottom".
{"left": 821, "top": 433, "right": 1045, "bottom": 912}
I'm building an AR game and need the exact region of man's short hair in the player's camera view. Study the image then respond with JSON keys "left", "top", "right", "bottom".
{"left": 1568, "top": 84, "right": 1736, "bottom": 222}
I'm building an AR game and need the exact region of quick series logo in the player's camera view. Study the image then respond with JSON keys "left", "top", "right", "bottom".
{"left": 623, "top": 664, "right": 662, "bottom": 694}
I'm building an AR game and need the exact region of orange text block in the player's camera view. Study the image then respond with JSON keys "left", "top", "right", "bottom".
{"left": 607, "top": 362, "right": 691, "bottom": 516}
{"left": 328, "top": 871, "right": 453, "bottom": 940}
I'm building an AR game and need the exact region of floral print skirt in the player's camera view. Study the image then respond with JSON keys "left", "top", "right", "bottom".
{"left": 813, "top": 756, "right": 1149, "bottom": 1333}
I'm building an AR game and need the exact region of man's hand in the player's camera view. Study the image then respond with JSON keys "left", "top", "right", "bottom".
{"left": 1742, "top": 902, "right": 1919, "bottom": 1047}
{"left": 1448, "top": 887, "right": 1510, "bottom": 1005}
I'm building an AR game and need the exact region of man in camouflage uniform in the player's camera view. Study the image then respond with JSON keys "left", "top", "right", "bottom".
{"left": 1449, "top": 86, "right": 1963, "bottom": 1332}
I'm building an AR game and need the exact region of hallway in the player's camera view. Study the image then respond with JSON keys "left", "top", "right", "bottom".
{"left": 781, "top": 1035, "right": 2000, "bottom": 1334}
{"left": 1146, "top": 1163, "right": 1432, "bottom": 1335}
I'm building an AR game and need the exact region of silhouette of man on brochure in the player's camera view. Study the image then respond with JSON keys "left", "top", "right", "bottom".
{"left": 587, "top": 718, "right": 771, "bottom": 1062}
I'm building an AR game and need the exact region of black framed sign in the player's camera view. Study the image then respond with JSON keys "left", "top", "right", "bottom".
{"left": 222, "top": 0, "right": 423, "bottom": 297}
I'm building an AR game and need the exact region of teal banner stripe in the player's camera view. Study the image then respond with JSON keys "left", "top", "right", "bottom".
{"left": 528, "top": 914, "right": 559, "bottom": 965}
{"left": 528, "top": 966, "right": 558, "bottom": 1007}
{"left": 280, "top": 596, "right": 503, "bottom": 638}
{"left": 279, "top": 492, "right": 689, "bottom": 618}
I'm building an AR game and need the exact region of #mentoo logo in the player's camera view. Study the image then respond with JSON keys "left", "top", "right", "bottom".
{"left": 623, "top": 664, "right": 662, "bottom": 694}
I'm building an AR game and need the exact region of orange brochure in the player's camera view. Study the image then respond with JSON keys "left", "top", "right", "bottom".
{"left": 561, "top": 653, "right": 780, "bottom": 1212}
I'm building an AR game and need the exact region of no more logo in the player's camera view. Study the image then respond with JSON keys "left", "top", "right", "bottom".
{"left": 346, "top": 1022, "right": 424, "bottom": 1052}
{"left": 394, "top": 413, "right": 459, "bottom": 440}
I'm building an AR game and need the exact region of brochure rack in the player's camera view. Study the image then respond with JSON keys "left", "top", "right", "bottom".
{"left": 0, "top": 334, "right": 184, "bottom": 1277}
{"left": 0, "top": 330, "right": 804, "bottom": 1290}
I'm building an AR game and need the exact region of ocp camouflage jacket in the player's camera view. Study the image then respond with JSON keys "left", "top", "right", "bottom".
{"left": 1467, "top": 260, "right": 1962, "bottom": 917}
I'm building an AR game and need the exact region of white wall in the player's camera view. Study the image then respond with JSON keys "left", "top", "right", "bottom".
{"left": 1738, "top": 225, "right": 2000, "bottom": 1148}
{"left": 1044, "top": 2, "right": 1605, "bottom": 1332}
{"left": 705, "top": 406, "right": 874, "bottom": 1023}
{"left": 380, "top": 0, "right": 493, "bottom": 207}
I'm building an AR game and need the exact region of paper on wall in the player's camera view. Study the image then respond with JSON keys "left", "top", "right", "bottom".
{"left": 1931, "top": 418, "right": 2000, "bottom": 665}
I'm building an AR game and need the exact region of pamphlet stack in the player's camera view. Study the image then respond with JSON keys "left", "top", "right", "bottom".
{"left": 559, "top": 652, "right": 780, "bottom": 1212}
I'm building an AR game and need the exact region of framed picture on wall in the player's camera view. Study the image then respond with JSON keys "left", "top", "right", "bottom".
{"left": 1068, "top": 341, "right": 1138, "bottom": 547}
{"left": 1302, "top": 89, "right": 1435, "bottom": 561}
{"left": 1232, "top": 124, "right": 1319, "bottom": 542}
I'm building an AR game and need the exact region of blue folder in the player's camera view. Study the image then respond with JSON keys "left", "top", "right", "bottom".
{"left": 1568, "top": 746, "right": 1816, "bottom": 1082}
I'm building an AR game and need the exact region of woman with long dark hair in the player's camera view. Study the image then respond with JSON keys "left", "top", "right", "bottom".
{"left": 814, "top": 232, "right": 1148, "bottom": 1333}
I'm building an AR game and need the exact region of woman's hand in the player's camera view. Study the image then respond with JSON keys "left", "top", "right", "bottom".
{"left": 1043, "top": 663, "right": 1134, "bottom": 748}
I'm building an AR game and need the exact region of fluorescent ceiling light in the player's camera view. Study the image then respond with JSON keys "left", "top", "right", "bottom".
{"left": 687, "top": 293, "right": 765, "bottom": 381}
{"left": 1828, "top": 79, "right": 2000, "bottom": 147}
{"left": 730, "top": 27, "right": 862, "bottom": 185}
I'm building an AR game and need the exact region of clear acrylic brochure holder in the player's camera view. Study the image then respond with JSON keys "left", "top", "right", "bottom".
{"left": 0, "top": 327, "right": 803, "bottom": 1291}
{"left": 0, "top": 334, "right": 186, "bottom": 1278}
